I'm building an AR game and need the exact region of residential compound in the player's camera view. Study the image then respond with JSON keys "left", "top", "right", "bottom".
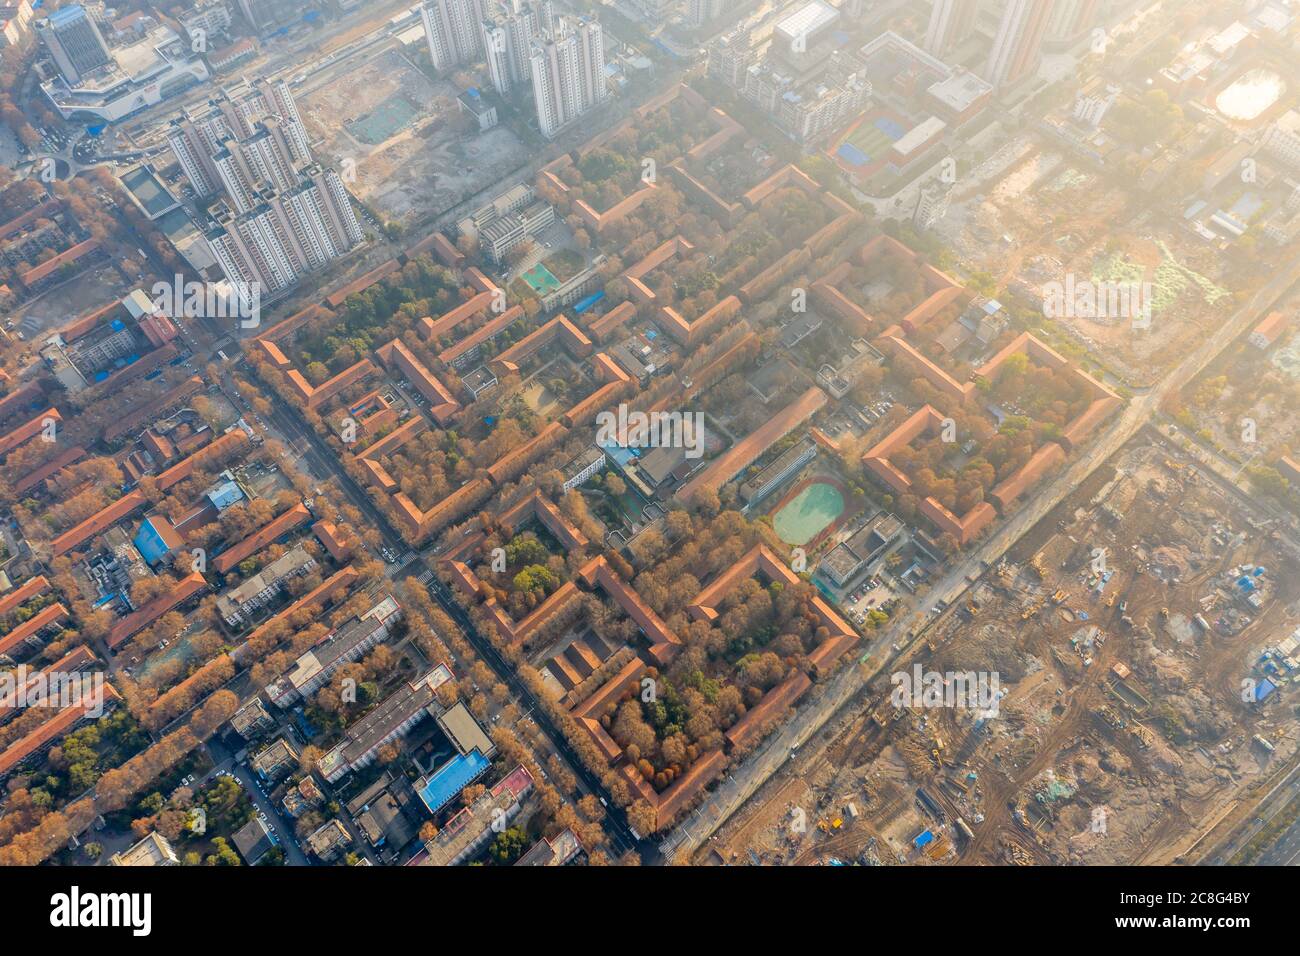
{"left": 708, "top": 3, "right": 871, "bottom": 145}
{"left": 419, "top": 0, "right": 608, "bottom": 137}
{"left": 166, "top": 78, "right": 364, "bottom": 297}
{"left": 420, "top": 0, "right": 486, "bottom": 72}
{"left": 1, "top": 0, "right": 1298, "bottom": 886}
{"left": 528, "top": 15, "right": 607, "bottom": 138}
{"left": 481, "top": 0, "right": 554, "bottom": 95}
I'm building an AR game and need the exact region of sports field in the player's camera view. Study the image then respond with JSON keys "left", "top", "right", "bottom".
{"left": 346, "top": 94, "right": 420, "bottom": 145}
{"left": 837, "top": 115, "right": 907, "bottom": 167}
{"left": 520, "top": 263, "right": 561, "bottom": 294}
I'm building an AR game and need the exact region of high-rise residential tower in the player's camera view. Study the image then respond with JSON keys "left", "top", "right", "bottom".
{"left": 421, "top": 0, "right": 485, "bottom": 72}
{"left": 984, "top": 0, "right": 1052, "bottom": 88}
{"left": 529, "top": 16, "right": 606, "bottom": 139}
{"left": 922, "top": 0, "right": 979, "bottom": 57}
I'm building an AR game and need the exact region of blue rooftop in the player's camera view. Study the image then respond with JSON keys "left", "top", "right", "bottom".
{"left": 417, "top": 749, "right": 491, "bottom": 814}
{"left": 49, "top": 5, "right": 87, "bottom": 26}
{"left": 207, "top": 479, "right": 245, "bottom": 511}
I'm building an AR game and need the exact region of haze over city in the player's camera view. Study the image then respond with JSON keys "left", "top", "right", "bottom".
{"left": 0, "top": 0, "right": 1294, "bottom": 916}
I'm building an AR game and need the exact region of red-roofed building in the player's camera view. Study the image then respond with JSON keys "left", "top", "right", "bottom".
{"left": 51, "top": 491, "right": 148, "bottom": 557}
{"left": 312, "top": 520, "right": 351, "bottom": 562}
{"left": 678, "top": 387, "right": 826, "bottom": 503}
{"left": 0, "top": 408, "right": 59, "bottom": 458}
{"left": 374, "top": 339, "right": 461, "bottom": 425}
{"left": 214, "top": 502, "right": 311, "bottom": 574}
{"left": 16, "top": 446, "right": 87, "bottom": 495}
{"left": 0, "top": 684, "right": 120, "bottom": 780}
{"left": 155, "top": 431, "right": 248, "bottom": 491}
{"left": 107, "top": 572, "right": 208, "bottom": 649}
{"left": 18, "top": 238, "right": 100, "bottom": 291}
{"left": 0, "top": 576, "right": 50, "bottom": 621}
{"left": 0, "top": 603, "right": 70, "bottom": 660}
{"left": 1250, "top": 311, "right": 1289, "bottom": 350}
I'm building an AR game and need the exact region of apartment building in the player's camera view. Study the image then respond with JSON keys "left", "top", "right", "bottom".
{"left": 179, "top": 0, "right": 233, "bottom": 44}
{"left": 215, "top": 543, "right": 318, "bottom": 628}
{"left": 984, "top": 0, "right": 1052, "bottom": 88}
{"left": 205, "top": 165, "right": 364, "bottom": 296}
{"left": 168, "top": 78, "right": 312, "bottom": 201}
{"left": 1263, "top": 110, "right": 1300, "bottom": 171}
{"left": 923, "top": 0, "right": 979, "bottom": 57}
{"left": 421, "top": 0, "right": 485, "bottom": 72}
{"left": 530, "top": 16, "right": 606, "bottom": 139}
{"left": 482, "top": 0, "right": 553, "bottom": 95}
{"left": 687, "top": 0, "right": 732, "bottom": 28}
{"left": 266, "top": 595, "right": 402, "bottom": 706}
{"left": 0, "top": 0, "right": 35, "bottom": 50}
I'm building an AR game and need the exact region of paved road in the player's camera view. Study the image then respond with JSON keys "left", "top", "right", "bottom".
{"left": 203, "top": 736, "right": 311, "bottom": 867}
{"left": 1257, "top": 803, "right": 1300, "bottom": 866}
{"left": 1202, "top": 759, "right": 1300, "bottom": 866}
{"left": 249, "top": 368, "right": 651, "bottom": 861}
{"left": 661, "top": 251, "right": 1300, "bottom": 862}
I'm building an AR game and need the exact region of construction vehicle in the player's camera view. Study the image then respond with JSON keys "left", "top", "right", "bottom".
{"left": 1052, "top": 589, "right": 1068, "bottom": 605}
{"left": 1021, "top": 602, "right": 1041, "bottom": 620}
{"left": 1159, "top": 607, "right": 1170, "bottom": 620}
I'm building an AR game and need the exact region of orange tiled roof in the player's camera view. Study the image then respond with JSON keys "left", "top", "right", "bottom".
{"left": 213, "top": 502, "right": 311, "bottom": 574}
{"left": 107, "top": 572, "right": 207, "bottom": 649}
{"left": 0, "top": 576, "right": 50, "bottom": 620}
{"left": 0, "top": 602, "right": 70, "bottom": 659}
{"left": 51, "top": 491, "right": 148, "bottom": 557}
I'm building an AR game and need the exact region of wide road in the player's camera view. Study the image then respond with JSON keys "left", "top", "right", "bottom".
{"left": 661, "top": 252, "right": 1300, "bottom": 862}
{"left": 1200, "top": 759, "right": 1300, "bottom": 866}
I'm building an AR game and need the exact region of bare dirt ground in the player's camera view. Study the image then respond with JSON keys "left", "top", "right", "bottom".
{"left": 936, "top": 139, "right": 1242, "bottom": 387}
{"left": 700, "top": 434, "right": 1300, "bottom": 865}
{"left": 13, "top": 263, "right": 137, "bottom": 337}
{"left": 299, "top": 49, "right": 529, "bottom": 227}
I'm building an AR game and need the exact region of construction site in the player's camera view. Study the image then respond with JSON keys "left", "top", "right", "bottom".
{"left": 298, "top": 48, "right": 529, "bottom": 227}
{"left": 933, "top": 135, "right": 1239, "bottom": 388}
{"left": 696, "top": 431, "right": 1300, "bottom": 865}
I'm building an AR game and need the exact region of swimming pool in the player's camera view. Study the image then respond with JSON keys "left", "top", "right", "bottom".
{"left": 772, "top": 481, "right": 846, "bottom": 546}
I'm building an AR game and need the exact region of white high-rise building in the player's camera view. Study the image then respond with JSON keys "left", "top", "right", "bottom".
{"left": 688, "top": 0, "right": 730, "bottom": 28}
{"left": 529, "top": 16, "right": 606, "bottom": 139}
{"left": 421, "top": 0, "right": 485, "bottom": 72}
{"left": 168, "top": 78, "right": 311, "bottom": 203}
{"left": 1045, "top": 0, "right": 1100, "bottom": 45}
{"left": 984, "top": 0, "right": 1052, "bottom": 89}
{"left": 172, "top": 78, "right": 363, "bottom": 297}
{"left": 481, "top": 0, "right": 553, "bottom": 96}
{"left": 206, "top": 167, "right": 363, "bottom": 297}
{"left": 923, "top": 0, "right": 979, "bottom": 57}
